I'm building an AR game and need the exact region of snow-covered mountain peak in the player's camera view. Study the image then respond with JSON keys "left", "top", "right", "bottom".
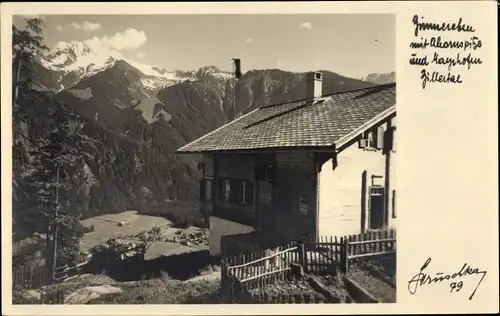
{"left": 361, "top": 71, "right": 396, "bottom": 85}
{"left": 37, "top": 40, "right": 235, "bottom": 93}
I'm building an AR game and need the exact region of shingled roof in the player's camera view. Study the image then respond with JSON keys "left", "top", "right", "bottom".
{"left": 177, "top": 83, "right": 396, "bottom": 153}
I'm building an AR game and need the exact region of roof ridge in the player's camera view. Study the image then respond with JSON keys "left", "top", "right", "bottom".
{"left": 245, "top": 83, "right": 396, "bottom": 129}
{"left": 259, "top": 82, "right": 395, "bottom": 109}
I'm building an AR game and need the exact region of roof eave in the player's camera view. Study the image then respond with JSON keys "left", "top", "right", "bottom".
{"left": 176, "top": 145, "right": 336, "bottom": 155}
{"left": 334, "top": 105, "right": 396, "bottom": 153}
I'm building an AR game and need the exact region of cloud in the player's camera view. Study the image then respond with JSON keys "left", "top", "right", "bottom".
{"left": 56, "top": 25, "right": 63, "bottom": 31}
{"left": 82, "top": 21, "right": 102, "bottom": 32}
{"left": 54, "top": 28, "right": 147, "bottom": 53}
{"left": 99, "top": 28, "right": 147, "bottom": 50}
{"left": 245, "top": 38, "right": 253, "bottom": 43}
{"left": 69, "top": 22, "right": 81, "bottom": 30}
{"left": 79, "top": 28, "right": 147, "bottom": 51}
{"left": 68, "top": 21, "right": 102, "bottom": 32}
{"left": 298, "top": 22, "right": 312, "bottom": 29}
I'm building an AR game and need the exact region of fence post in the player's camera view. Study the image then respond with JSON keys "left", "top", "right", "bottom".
{"left": 298, "top": 242, "right": 308, "bottom": 273}
{"left": 343, "top": 238, "right": 349, "bottom": 273}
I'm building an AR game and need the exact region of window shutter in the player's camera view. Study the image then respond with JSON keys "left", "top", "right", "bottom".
{"left": 218, "top": 179, "right": 225, "bottom": 200}
{"left": 392, "top": 190, "right": 396, "bottom": 218}
{"left": 199, "top": 179, "right": 206, "bottom": 201}
{"left": 376, "top": 125, "right": 385, "bottom": 150}
{"left": 206, "top": 179, "right": 213, "bottom": 201}
{"left": 383, "top": 128, "right": 394, "bottom": 153}
{"left": 266, "top": 163, "right": 277, "bottom": 182}
{"left": 392, "top": 127, "right": 397, "bottom": 152}
{"left": 245, "top": 182, "right": 254, "bottom": 205}
{"left": 230, "top": 179, "right": 239, "bottom": 202}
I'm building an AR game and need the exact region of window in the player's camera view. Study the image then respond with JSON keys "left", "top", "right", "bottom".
{"left": 299, "top": 193, "right": 309, "bottom": 215}
{"left": 366, "top": 131, "right": 377, "bottom": 148}
{"left": 205, "top": 179, "right": 212, "bottom": 201}
{"left": 199, "top": 179, "right": 212, "bottom": 201}
{"left": 255, "top": 163, "right": 276, "bottom": 182}
{"left": 265, "top": 164, "right": 275, "bottom": 181}
{"left": 239, "top": 181, "right": 247, "bottom": 204}
{"left": 219, "top": 178, "right": 254, "bottom": 205}
{"left": 222, "top": 179, "right": 232, "bottom": 202}
{"left": 359, "top": 125, "right": 385, "bottom": 151}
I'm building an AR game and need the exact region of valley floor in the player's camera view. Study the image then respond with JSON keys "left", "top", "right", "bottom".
{"left": 79, "top": 210, "right": 208, "bottom": 259}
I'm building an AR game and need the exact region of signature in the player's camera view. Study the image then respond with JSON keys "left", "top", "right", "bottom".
{"left": 408, "top": 258, "right": 487, "bottom": 300}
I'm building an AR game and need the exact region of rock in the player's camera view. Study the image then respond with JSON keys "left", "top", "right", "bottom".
{"left": 180, "top": 240, "right": 192, "bottom": 247}
{"left": 175, "top": 230, "right": 183, "bottom": 235}
{"left": 64, "top": 285, "right": 123, "bottom": 304}
{"left": 24, "top": 289, "right": 44, "bottom": 300}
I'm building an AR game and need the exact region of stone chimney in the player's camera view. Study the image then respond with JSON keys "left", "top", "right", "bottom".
{"left": 305, "top": 71, "right": 323, "bottom": 102}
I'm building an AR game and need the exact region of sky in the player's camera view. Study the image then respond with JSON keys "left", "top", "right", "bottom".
{"left": 14, "top": 14, "right": 395, "bottom": 79}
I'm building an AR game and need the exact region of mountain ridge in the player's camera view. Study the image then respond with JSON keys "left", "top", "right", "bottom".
{"left": 15, "top": 39, "right": 385, "bottom": 228}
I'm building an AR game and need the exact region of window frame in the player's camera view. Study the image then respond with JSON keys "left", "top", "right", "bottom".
{"left": 205, "top": 179, "right": 213, "bottom": 201}
{"left": 222, "top": 179, "right": 232, "bottom": 202}
{"left": 239, "top": 181, "right": 248, "bottom": 205}
{"left": 299, "top": 193, "right": 309, "bottom": 215}
{"left": 264, "top": 164, "right": 275, "bottom": 182}
{"left": 365, "top": 130, "right": 378, "bottom": 150}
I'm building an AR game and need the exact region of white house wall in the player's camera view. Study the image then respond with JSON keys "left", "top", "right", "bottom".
{"left": 318, "top": 120, "right": 397, "bottom": 237}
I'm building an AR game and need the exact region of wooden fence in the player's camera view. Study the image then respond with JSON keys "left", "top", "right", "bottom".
{"left": 220, "top": 229, "right": 396, "bottom": 299}
{"left": 302, "top": 235, "right": 342, "bottom": 274}
{"left": 220, "top": 241, "right": 299, "bottom": 298}
{"left": 340, "top": 229, "right": 397, "bottom": 273}
{"left": 13, "top": 264, "right": 52, "bottom": 290}
{"left": 13, "top": 261, "right": 89, "bottom": 290}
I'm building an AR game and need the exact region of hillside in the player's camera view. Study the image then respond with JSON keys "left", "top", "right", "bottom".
{"left": 12, "top": 39, "right": 377, "bottom": 242}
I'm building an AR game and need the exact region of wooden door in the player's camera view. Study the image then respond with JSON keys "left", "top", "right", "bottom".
{"left": 369, "top": 186, "right": 386, "bottom": 229}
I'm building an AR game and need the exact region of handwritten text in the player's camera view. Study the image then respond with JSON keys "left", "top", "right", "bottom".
{"left": 407, "top": 258, "right": 487, "bottom": 300}
{"left": 409, "top": 15, "right": 483, "bottom": 89}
